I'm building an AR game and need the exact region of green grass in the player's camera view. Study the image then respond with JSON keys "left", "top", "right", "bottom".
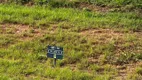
{"left": 2, "top": 0, "right": 142, "bottom": 9}
{"left": 0, "top": 4, "right": 142, "bottom": 31}
{"left": 0, "top": 3, "right": 142, "bottom": 80}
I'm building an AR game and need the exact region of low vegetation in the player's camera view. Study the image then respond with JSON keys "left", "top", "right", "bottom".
{"left": 0, "top": 0, "right": 142, "bottom": 80}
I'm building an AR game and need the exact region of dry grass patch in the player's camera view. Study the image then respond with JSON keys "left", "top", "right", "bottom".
{"left": 80, "top": 28, "right": 142, "bottom": 79}
{"left": 0, "top": 23, "right": 47, "bottom": 41}
{"left": 80, "top": 29, "right": 125, "bottom": 44}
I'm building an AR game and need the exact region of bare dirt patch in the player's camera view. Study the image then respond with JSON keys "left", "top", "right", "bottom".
{"left": 113, "top": 61, "right": 142, "bottom": 80}
{"left": 80, "top": 29, "right": 126, "bottom": 44}
{"left": 0, "top": 23, "right": 40, "bottom": 34}
{"left": 80, "top": 28, "right": 142, "bottom": 45}
{"left": 79, "top": 2, "right": 110, "bottom": 12}
{"left": 0, "top": 23, "right": 52, "bottom": 41}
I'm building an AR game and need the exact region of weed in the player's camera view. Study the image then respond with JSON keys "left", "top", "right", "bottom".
{"left": 135, "top": 67, "right": 142, "bottom": 75}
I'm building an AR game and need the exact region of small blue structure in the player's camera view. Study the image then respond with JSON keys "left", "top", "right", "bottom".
{"left": 47, "top": 46, "right": 63, "bottom": 59}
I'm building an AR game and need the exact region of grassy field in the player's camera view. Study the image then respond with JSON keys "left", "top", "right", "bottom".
{"left": 2, "top": 0, "right": 142, "bottom": 8}
{"left": 0, "top": 1, "right": 142, "bottom": 80}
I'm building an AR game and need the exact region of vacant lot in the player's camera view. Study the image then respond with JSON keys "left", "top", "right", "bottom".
{"left": 0, "top": 1, "right": 142, "bottom": 80}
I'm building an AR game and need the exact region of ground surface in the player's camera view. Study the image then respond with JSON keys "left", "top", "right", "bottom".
{"left": 0, "top": 3, "right": 142, "bottom": 80}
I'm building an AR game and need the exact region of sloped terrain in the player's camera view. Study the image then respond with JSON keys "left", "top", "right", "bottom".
{"left": 0, "top": 2, "right": 142, "bottom": 80}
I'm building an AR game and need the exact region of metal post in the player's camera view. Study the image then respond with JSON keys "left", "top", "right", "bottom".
{"left": 53, "top": 58, "right": 57, "bottom": 67}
